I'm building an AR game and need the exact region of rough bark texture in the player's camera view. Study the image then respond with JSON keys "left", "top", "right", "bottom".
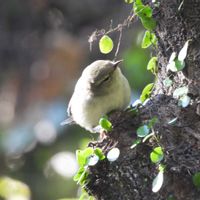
{"left": 85, "top": 0, "right": 200, "bottom": 199}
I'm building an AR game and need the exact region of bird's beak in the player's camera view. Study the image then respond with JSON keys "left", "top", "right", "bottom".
{"left": 113, "top": 60, "right": 123, "bottom": 68}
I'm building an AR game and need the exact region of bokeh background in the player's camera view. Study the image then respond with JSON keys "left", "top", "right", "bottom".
{"left": 0, "top": 1, "right": 153, "bottom": 199}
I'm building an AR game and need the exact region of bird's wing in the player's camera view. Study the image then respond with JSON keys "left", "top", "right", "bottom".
{"left": 60, "top": 97, "right": 75, "bottom": 126}
{"left": 67, "top": 97, "right": 73, "bottom": 116}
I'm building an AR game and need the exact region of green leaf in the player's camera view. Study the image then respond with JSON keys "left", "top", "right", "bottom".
{"left": 163, "top": 77, "right": 173, "bottom": 88}
{"left": 76, "top": 147, "right": 94, "bottom": 167}
{"left": 158, "top": 164, "right": 166, "bottom": 173}
{"left": 130, "top": 138, "right": 141, "bottom": 149}
{"left": 94, "top": 148, "right": 105, "bottom": 160}
{"left": 152, "top": 171, "right": 164, "bottom": 193}
{"left": 124, "top": 0, "right": 133, "bottom": 3}
{"left": 140, "top": 83, "right": 154, "bottom": 103}
{"left": 141, "top": 30, "right": 151, "bottom": 48}
{"left": 99, "top": 117, "right": 112, "bottom": 131}
{"left": 167, "top": 195, "right": 176, "bottom": 200}
{"left": 142, "top": 31, "right": 156, "bottom": 48}
{"left": 178, "top": 95, "right": 191, "bottom": 108}
{"left": 137, "top": 125, "right": 150, "bottom": 137}
{"left": 150, "top": 146, "right": 164, "bottom": 163}
{"left": 178, "top": 40, "right": 189, "bottom": 61}
{"left": 174, "top": 59, "right": 185, "bottom": 71}
{"left": 193, "top": 172, "right": 200, "bottom": 188}
{"left": 141, "top": 17, "right": 156, "bottom": 30}
{"left": 77, "top": 169, "right": 88, "bottom": 185}
{"left": 147, "top": 57, "right": 158, "bottom": 74}
{"left": 173, "top": 86, "right": 188, "bottom": 99}
{"left": 73, "top": 167, "right": 85, "bottom": 182}
{"left": 148, "top": 117, "right": 158, "bottom": 128}
{"left": 99, "top": 35, "right": 114, "bottom": 54}
{"left": 151, "top": 33, "right": 158, "bottom": 46}
{"left": 135, "top": 0, "right": 143, "bottom": 5}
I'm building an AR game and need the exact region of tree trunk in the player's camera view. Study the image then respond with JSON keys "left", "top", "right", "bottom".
{"left": 85, "top": 0, "right": 200, "bottom": 199}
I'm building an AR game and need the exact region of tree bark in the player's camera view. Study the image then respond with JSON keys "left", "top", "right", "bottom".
{"left": 85, "top": 0, "right": 200, "bottom": 199}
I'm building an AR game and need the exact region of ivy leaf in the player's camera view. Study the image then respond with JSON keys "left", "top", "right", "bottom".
{"left": 87, "top": 155, "right": 99, "bottom": 166}
{"left": 99, "top": 35, "right": 114, "bottom": 54}
{"left": 73, "top": 167, "right": 84, "bottom": 181}
{"left": 192, "top": 172, "right": 200, "bottom": 188}
{"left": 141, "top": 17, "right": 157, "bottom": 30}
{"left": 167, "top": 61, "right": 177, "bottom": 72}
{"left": 169, "top": 52, "right": 177, "bottom": 63}
{"left": 173, "top": 86, "right": 188, "bottom": 99}
{"left": 140, "top": 83, "right": 154, "bottom": 103}
{"left": 76, "top": 147, "right": 94, "bottom": 167}
{"left": 178, "top": 40, "right": 190, "bottom": 62}
{"left": 135, "top": 0, "right": 143, "bottom": 5}
{"left": 150, "top": 147, "right": 164, "bottom": 163}
{"left": 174, "top": 58, "right": 185, "bottom": 71}
{"left": 152, "top": 171, "right": 164, "bottom": 193}
{"left": 137, "top": 125, "right": 150, "bottom": 137}
{"left": 107, "top": 148, "right": 120, "bottom": 162}
{"left": 135, "top": 6, "right": 153, "bottom": 18}
{"left": 99, "top": 117, "right": 112, "bottom": 131}
{"left": 94, "top": 148, "right": 105, "bottom": 160}
{"left": 141, "top": 30, "right": 152, "bottom": 48}
{"left": 167, "top": 52, "right": 177, "bottom": 72}
{"left": 147, "top": 57, "right": 158, "bottom": 74}
{"left": 178, "top": 95, "right": 191, "bottom": 108}
{"left": 163, "top": 77, "right": 173, "bottom": 88}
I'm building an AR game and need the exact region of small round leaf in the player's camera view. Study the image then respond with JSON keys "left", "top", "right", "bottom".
{"left": 107, "top": 148, "right": 120, "bottom": 162}
{"left": 99, "top": 117, "right": 112, "bottom": 131}
{"left": 87, "top": 155, "right": 99, "bottom": 166}
{"left": 137, "top": 125, "right": 150, "bottom": 137}
{"left": 152, "top": 171, "right": 164, "bottom": 193}
{"left": 193, "top": 172, "right": 200, "bottom": 188}
{"left": 99, "top": 35, "right": 114, "bottom": 54}
{"left": 150, "top": 147, "right": 164, "bottom": 163}
{"left": 178, "top": 95, "right": 191, "bottom": 108}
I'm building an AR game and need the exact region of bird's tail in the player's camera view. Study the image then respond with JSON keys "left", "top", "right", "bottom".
{"left": 60, "top": 117, "right": 75, "bottom": 126}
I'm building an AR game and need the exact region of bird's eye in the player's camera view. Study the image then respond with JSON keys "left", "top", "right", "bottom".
{"left": 102, "top": 76, "right": 110, "bottom": 82}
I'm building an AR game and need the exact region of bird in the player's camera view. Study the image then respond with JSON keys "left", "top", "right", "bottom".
{"left": 61, "top": 60, "right": 131, "bottom": 133}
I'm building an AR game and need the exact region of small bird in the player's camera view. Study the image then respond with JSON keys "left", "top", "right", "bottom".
{"left": 62, "top": 60, "right": 131, "bottom": 133}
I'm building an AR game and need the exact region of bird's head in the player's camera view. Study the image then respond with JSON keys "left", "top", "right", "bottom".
{"left": 81, "top": 60, "right": 123, "bottom": 96}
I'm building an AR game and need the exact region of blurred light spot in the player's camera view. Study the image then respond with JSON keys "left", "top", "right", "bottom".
{"left": 0, "top": 176, "right": 31, "bottom": 200}
{"left": 0, "top": 100, "right": 15, "bottom": 125}
{"left": 34, "top": 119, "right": 57, "bottom": 144}
{"left": 48, "top": 152, "right": 78, "bottom": 178}
{"left": 30, "top": 61, "right": 50, "bottom": 81}
{"left": 3, "top": 127, "right": 36, "bottom": 156}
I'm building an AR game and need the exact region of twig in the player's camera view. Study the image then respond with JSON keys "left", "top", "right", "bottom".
{"left": 88, "top": 11, "right": 137, "bottom": 52}
{"left": 114, "top": 25, "right": 123, "bottom": 61}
